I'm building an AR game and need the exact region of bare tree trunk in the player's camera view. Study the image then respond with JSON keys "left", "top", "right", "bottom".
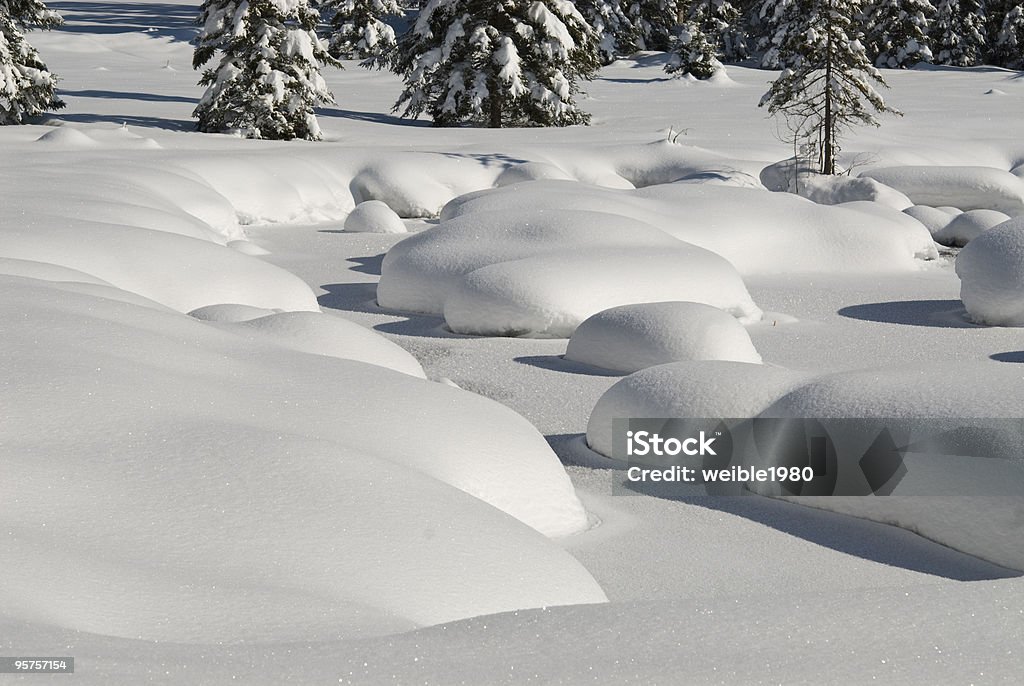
{"left": 822, "top": 0, "right": 835, "bottom": 174}
{"left": 489, "top": 77, "right": 503, "bottom": 128}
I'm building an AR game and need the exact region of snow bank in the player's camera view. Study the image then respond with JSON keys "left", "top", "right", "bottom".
{"left": 189, "top": 303, "right": 280, "bottom": 322}
{"left": 220, "top": 311, "right": 426, "bottom": 377}
{"left": 439, "top": 180, "right": 936, "bottom": 274}
{"left": 797, "top": 175, "right": 914, "bottom": 210}
{"left": 0, "top": 277, "right": 604, "bottom": 641}
{"left": 933, "top": 209, "right": 1011, "bottom": 246}
{"left": 565, "top": 301, "right": 761, "bottom": 373}
{"left": 862, "top": 166, "right": 1024, "bottom": 215}
{"left": 343, "top": 200, "right": 408, "bottom": 234}
{"left": 956, "top": 217, "right": 1024, "bottom": 325}
{"left": 903, "top": 204, "right": 960, "bottom": 234}
{"left": 379, "top": 208, "right": 761, "bottom": 336}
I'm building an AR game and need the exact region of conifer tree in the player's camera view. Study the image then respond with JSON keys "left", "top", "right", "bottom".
{"left": 756, "top": 0, "right": 798, "bottom": 68}
{"left": 576, "top": 0, "right": 633, "bottom": 63}
{"left": 0, "top": 0, "right": 65, "bottom": 124}
{"left": 665, "top": 18, "right": 723, "bottom": 78}
{"left": 322, "top": 0, "right": 402, "bottom": 62}
{"left": 863, "top": 0, "right": 936, "bottom": 68}
{"left": 759, "top": 0, "right": 900, "bottom": 175}
{"left": 389, "top": 0, "right": 600, "bottom": 128}
{"left": 193, "top": 0, "right": 339, "bottom": 140}
{"left": 623, "top": 0, "right": 679, "bottom": 52}
{"left": 930, "top": 0, "right": 986, "bottom": 66}
{"left": 684, "top": 0, "right": 747, "bottom": 60}
{"left": 993, "top": 3, "right": 1024, "bottom": 67}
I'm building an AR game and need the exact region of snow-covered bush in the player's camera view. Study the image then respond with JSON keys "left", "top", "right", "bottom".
{"left": 322, "top": 0, "right": 401, "bottom": 62}
{"left": 956, "top": 217, "right": 1024, "bottom": 326}
{"left": 389, "top": 0, "right": 600, "bottom": 127}
{"left": 192, "top": 0, "right": 338, "bottom": 140}
{"left": 565, "top": 301, "right": 762, "bottom": 373}
{"left": 0, "top": 0, "right": 64, "bottom": 124}
{"left": 863, "top": 0, "right": 936, "bottom": 68}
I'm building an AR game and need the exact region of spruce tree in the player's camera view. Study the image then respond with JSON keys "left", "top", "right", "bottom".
{"left": 389, "top": 0, "right": 600, "bottom": 128}
{"left": 0, "top": 0, "right": 65, "bottom": 124}
{"left": 665, "top": 19, "right": 723, "bottom": 78}
{"left": 322, "top": 0, "right": 402, "bottom": 62}
{"left": 756, "top": 0, "right": 799, "bottom": 68}
{"left": 993, "top": 3, "right": 1024, "bottom": 67}
{"left": 623, "top": 0, "right": 679, "bottom": 52}
{"left": 576, "top": 0, "right": 634, "bottom": 63}
{"left": 930, "top": 0, "right": 986, "bottom": 66}
{"left": 684, "top": 0, "right": 748, "bottom": 61}
{"left": 863, "top": 0, "right": 936, "bottom": 68}
{"left": 759, "top": 0, "right": 900, "bottom": 175}
{"left": 193, "top": 0, "right": 339, "bottom": 140}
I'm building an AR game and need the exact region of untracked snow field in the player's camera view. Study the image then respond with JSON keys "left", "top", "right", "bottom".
{"left": 3, "top": 2, "right": 1024, "bottom": 683}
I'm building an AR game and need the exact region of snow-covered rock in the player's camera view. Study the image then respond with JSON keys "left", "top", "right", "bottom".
{"left": 862, "top": 166, "right": 1024, "bottom": 215}
{"left": 379, "top": 208, "right": 761, "bottom": 337}
{"left": 344, "top": 200, "right": 407, "bottom": 234}
{"left": 933, "top": 209, "right": 1011, "bottom": 246}
{"left": 565, "top": 302, "right": 761, "bottom": 373}
{"left": 956, "top": 217, "right": 1024, "bottom": 325}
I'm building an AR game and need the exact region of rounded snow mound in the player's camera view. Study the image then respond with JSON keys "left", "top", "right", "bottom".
{"left": 379, "top": 208, "right": 761, "bottom": 337}
{"left": 189, "top": 303, "right": 280, "bottom": 322}
{"left": 34, "top": 126, "right": 100, "bottom": 147}
{"left": 495, "top": 162, "right": 574, "bottom": 186}
{"left": 344, "top": 200, "right": 407, "bottom": 234}
{"left": 956, "top": 217, "right": 1024, "bottom": 325}
{"left": 862, "top": 166, "right": 1024, "bottom": 215}
{"left": 565, "top": 301, "right": 761, "bottom": 373}
{"left": 437, "top": 180, "right": 936, "bottom": 274}
{"left": 586, "top": 361, "right": 809, "bottom": 457}
{"left": 933, "top": 209, "right": 1011, "bottom": 247}
{"left": 224, "top": 311, "right": 425, "bottom": 377}
{"left": 903, "top": 205, "right": 961, "bottom": 235}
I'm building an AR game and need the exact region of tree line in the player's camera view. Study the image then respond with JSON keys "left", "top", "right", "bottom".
{"left": 2, "top": 0, "right": 1022, "bottom": 173}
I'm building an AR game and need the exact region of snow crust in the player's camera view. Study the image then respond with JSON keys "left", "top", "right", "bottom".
{"left": 565, "top": 301, "right": 762, "bottom": 373}
{"left": 956, "top": 217, "right": 1024, "bottom": 325}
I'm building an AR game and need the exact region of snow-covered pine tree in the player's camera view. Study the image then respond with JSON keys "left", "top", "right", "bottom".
{"left": 992, "top": 3, "right": 1024, "bottom": 67}
{"left": 389, "top": 0, "right": 600, "bottom": 128}
{"left": 576, "top": 0, "right": 634, "bottom": 63}
{"left": 0, "top": 0, "right": 65, "bottom": 124}
{"left": 759, "top": 0, "right": 900, "bottom": 175}
{"left": 862, "top": 0, "right": 936, "bottom": 68}
{"left": 623, "top": 0, "right": 679, "bottom": 52}
{"left": 322, "top": 0, "right": 401, "bottom": 62}
{"left": 193, "top": 0, "right": 339, "bottom": 140}
{"left": 756, "top": 0, "right": 799, "bottom": 68}
{"left": 682, "top": 0, "right": 748, "bottom": 61}
{"left": 930, "top": 0, "right": 986, "bottom": 66}
{"left": 665, "top": 18, "right": 723, "bottom": 78}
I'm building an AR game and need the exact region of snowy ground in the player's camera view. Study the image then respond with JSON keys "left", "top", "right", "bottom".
{"left": 3, "top": 2, "right": 1024, "bottom": 683}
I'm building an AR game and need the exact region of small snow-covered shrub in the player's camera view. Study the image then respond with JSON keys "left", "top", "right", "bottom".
{"left": 565, "top": 301, "right": 762, "bottom": 373}
{"left": 344, "top": 200, "right": 407, "bottom": 233}
{"left": 956, "top": 217, "right": 1024, "bottom": 326}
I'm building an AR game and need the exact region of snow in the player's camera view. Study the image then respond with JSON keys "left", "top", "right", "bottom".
{"left": 933, "top": 208, "right": 1012, "bottom": 246}
{"left": 956, "top": 217, "right": 1024, "bottom": 325}
{"left": 343, "top": 199, "right": 408, "bottom": 234}
{"left": 565, "top": 301, "right": 762, "bottom": 373}
{"left": 6, "top": 5, "right": 1024, "bottom": 681}
{"left": 862, "top": 165, "right": 1024, "bottom": 215}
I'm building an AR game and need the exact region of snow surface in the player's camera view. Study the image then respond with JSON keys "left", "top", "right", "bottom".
{"left": 5, "top": 5, "right": 1024, "bottom": 681}
{"left": 565, "top": 301, "right": 762, "bottom": 373}
{"left": 862, "top": 165, "right": 1024, "bottom": 215}
{"left": 934, "top": 208, "right": 1013, "bottom": 246}
{"left": 957, "top": 217, "right": 1024, "bottom": 325}
{"left": 343, "top": 199, "right": 408, "bottom": 234}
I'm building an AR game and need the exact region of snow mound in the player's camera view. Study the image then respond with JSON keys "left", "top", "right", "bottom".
{"left": 565, "top": 301, "right": 761, "bottom": 373}
{"left": 349, "top": 155, "right": 502, "bottom": 218}
{"left": 933, "top": 209, "right": 1011, "bottom": 246}
{"left": 0, "top": 277, "right": 603, "bottom": 641}
{"left": 344, "top": 200, "right": 407, "bottom": 234}
{"left": 903, "top": 204, "right": 958, "bottom": 235}
{"left": 438, "top": 180, "right": 936, "bottom": 274}
{"left": 223, "top": 311, "right": 426, "bottom": 377}
{"left": 379, "top": 208, "right": 761, "bottom": 336}
{"left": 495, "top": 161, "right": 574, "bottom": 186}
{"left": 586, "top": 361, "right": 809, "bottom": 457}
{"left": 0, "top": 257, "right": 110, "bottom": 285}
{"left": 862, "top": 166, "right": 1024, "bottom": 215}
{"left": 956, "top": 217, "right": 1024, "bottom": 325}
{"left": 228, "top": 239, "right": 271, "bottom": 255}
{"left": 189, "top": 303, "right": 281, "bottom": 322}
{"left": 798, "top": 175, "right": 914, "bottom": 210}
{"left": 34, "top": 126, "right": 100, "bottom": 147}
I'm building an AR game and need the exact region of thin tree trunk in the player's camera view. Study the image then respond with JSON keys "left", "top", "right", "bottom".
{"left": 489, "top": 77, "right": 503, "bottom": 128}
{"left": 823, "top": 0, "right": 835, "bottom": 174}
